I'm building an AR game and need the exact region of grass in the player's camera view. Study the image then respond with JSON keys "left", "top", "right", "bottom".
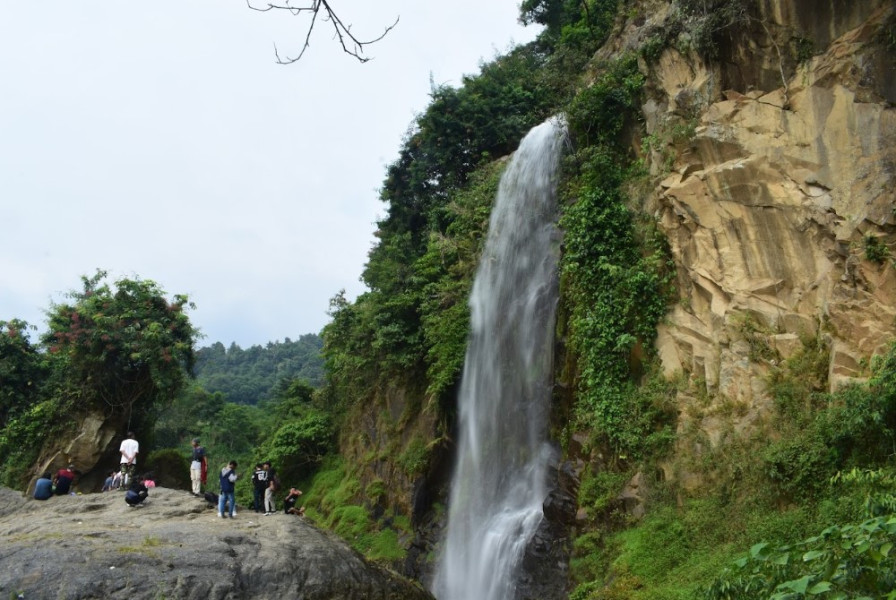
{"left": 300, "top": 456, "right": 409, "bottom": 565}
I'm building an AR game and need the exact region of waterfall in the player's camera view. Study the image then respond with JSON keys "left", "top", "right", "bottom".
{"left": 432, "top": 117, "right": 566, "bottom": 600}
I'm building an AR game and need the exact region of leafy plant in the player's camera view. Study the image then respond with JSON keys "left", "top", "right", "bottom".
{"left": 675, "top": 0, "right": 753, "bottom": 59}
{"left": 143, "top": 448, "right": 189, "bottom": 489}
{"left": 702, "top": 516, "right": 896, "bottom": 599}
{"left": 0, "top": 393, "right": 74, "bottom": 487}
{"left": 864, "top": 234, "right": 890, "bottom": 265}
{"left": 396, "top": 435, "right": 430, "bottom": 478}
{"left": 560, "top": 55, "right": 676, "bottom": 461}
{"left": 792, "top": 36, "right": 815, "bottom": 63}
{"left": 0, "top": 319, "right": 48, "bottom": 428}
{"left": 257, "top": 409, "right": 334, "bottom": 485}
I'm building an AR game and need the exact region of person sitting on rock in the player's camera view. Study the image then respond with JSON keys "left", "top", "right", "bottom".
{"left": 33, "top": 472, "right": 53, "bottom": 500}
{"left": 283, "top": 487, "right": 304, "bottom": 516}
{"left": 53, "top": 464, "right": 76, "bottom": 495}
{"left": 111, "top": 469, "right": 122, "bottom": 490}
{"left": 143, "top": 472, "right": 156, "bottom": 488}
{"left": 101, "top": 470, "right": 116, "bottom": 492}
{"left": 125, "top": 475, "right": 149, "bottom": 507}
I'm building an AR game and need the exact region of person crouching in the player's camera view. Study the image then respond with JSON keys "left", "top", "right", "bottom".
{"left": 125, "top": 475, "right": 149, "bottom": 507}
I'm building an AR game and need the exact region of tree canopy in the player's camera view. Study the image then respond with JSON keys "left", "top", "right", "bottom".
{"left": 41, "top": 270, "right": 198, "bottom": 433}
{"left": 0, "top": 271, "right": 199, "bottom": 486}
{"left": 0, "top": 319, "right": 47, "bottom": 429}
{"left": 193, "top": 334, "right": 324, "bottom": 404}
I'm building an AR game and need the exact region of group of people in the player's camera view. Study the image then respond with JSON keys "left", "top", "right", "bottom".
{"left": 251, "top": 461, "right": 282, "bottom": 515}
{"left": 211, "top": 459, "right": 304, "bottom": 517}
{"left": 32, "top": 432, "right": 306, "bottom": 518}
{"left": 32, "top": 464, "right": 77, "bottom": 499}
{"left": 33, "top": 431, "right": 151, "bottom": 507}
{"left": 187, "top": 439, "right": 304, "bottom": 518}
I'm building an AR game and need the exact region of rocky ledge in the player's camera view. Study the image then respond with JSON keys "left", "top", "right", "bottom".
{"left": 0, "top": 486, "right": 433, "bottom": 600}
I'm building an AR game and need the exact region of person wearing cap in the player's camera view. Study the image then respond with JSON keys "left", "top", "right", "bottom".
{"left": 189, "top": 437, "right": 207, "bottom": 496}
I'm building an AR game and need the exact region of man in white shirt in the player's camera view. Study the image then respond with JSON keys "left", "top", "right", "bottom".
{"left": 119, "top": 431, "right": 139, "bottom": 487}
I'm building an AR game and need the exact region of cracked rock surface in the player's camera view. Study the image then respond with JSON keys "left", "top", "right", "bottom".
{"left": 0, "top": 486, "right": 433, "bottom": 600}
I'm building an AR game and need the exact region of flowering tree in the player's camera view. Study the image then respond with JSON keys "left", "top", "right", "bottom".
{"left": 42, "top": 270, "right": 199, "bottom": 433}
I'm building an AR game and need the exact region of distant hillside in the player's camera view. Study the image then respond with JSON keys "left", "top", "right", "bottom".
{"left": 194, "top": 334, "right": 324, "bottom": 404}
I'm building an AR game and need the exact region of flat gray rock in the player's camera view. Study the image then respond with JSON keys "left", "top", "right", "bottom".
{"left": 0, "top": 486, "right": 433, "bottom": 600}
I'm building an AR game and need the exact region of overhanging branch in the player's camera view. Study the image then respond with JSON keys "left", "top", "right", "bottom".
{"left": 247, "top": 0, "right": 399, "bottom": 64}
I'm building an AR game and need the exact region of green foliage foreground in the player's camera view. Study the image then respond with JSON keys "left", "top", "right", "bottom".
{"left": 703, "top": 515, "right": 896, "bottom": 600}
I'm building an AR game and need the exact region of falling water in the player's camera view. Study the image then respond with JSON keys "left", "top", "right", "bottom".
{"left": 432, "top": 117, "right": 566, "bottom": 600}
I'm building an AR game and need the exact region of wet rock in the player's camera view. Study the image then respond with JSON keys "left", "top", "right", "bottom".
{"left": 516, "top": 460, "right": 578, "bottom": 600}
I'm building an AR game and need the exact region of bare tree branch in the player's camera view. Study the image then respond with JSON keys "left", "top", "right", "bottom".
{"left": 247, "top": 0, "right": 399, "bottom": 64}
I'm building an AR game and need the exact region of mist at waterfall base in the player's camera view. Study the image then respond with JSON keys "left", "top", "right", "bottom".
{"left": 432, "top": 118, "right": 567, "bottom": 600}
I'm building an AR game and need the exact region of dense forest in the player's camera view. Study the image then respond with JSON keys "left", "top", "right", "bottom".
{"left": 194, "top": 335, "right": 324, "bottom": 404}
{"left": 2, "top": 1, "right": 896, "bottom": 599}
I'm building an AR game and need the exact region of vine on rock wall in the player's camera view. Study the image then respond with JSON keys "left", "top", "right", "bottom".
{"left": 560, "top": 54, "right": 677, "bottom": 462}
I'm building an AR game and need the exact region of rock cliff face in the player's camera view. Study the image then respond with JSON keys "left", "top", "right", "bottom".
{"left": 29, "top": 412, "right": 127, "bottom": 494}
{"left": 0, "top": 486, "right": 432, "bottom": 600}
{"left": 625, "top": 2, "right": 896, "bottom": 484}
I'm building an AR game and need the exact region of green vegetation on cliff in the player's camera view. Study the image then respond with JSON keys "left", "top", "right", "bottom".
{"left": 560, "top": 52, "right": 677, "bottom": 461}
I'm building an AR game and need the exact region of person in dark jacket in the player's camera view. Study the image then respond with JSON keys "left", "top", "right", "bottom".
{"left": 251, "top": 463, "right": 267, "bottom": 513}
{"left": 125, "top": 476, "right": 149, "bottom": 507}
{"left": 189, "top": 437, "right": 207, "bottom": 496}
{"left": 218, "top": 461, "right": 238, "bottom": 518}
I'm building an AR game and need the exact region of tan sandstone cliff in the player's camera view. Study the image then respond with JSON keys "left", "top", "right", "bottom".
{"left": 625, "top": 1, "right": 896, "bottom": 486}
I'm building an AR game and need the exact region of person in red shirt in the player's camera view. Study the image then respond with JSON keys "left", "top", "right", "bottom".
{"left": 53, "top": 464, "right": 75, "bottom": 495}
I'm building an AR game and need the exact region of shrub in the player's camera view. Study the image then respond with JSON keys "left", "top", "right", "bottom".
{"left": 144, "top": 448, "right": 190, "bottom": 490}
{"left": 0, "top": 393, "right": 73, "bottom": 489}
{"left": 864, "top": 234, "right": 890, "bottom": 265}
{"left": 702, "top": 516, "right": 896, "bottom": 599}
{"left": 396, "top": 436, "right": 430, "bottom": 478}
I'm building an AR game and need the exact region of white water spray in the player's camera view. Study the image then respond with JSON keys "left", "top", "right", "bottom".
{"left": 432, "top": 117, "right": 566, "bottom": 600}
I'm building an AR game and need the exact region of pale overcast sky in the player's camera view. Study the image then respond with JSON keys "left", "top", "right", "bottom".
{"left": 0, "top": 1, "right": 539, "bottom": 348}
